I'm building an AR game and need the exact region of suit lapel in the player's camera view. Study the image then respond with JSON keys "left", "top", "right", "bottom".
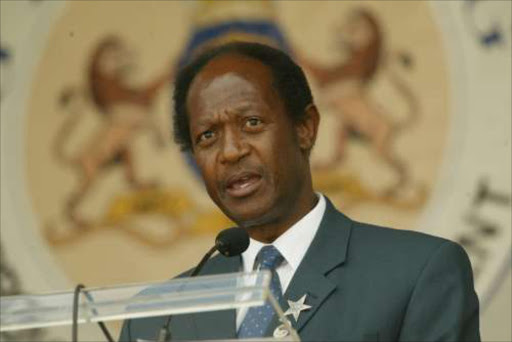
{"left": 190, "top": 254, "right": 241, "bottom": 339}
{"left": 191, "top": 198, "right": 353, "bottom": 338}
{"left": 273, "top": 198, "right": 353, "bottom": 334}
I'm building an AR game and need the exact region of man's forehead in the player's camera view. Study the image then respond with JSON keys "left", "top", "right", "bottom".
{"left": 193, "top": 53, "right": 273, "bottom": 87}
{"left": 187, "top": 54, "right": 277, "bottom": 113}
{"left": 188, "top": 73, "right": 268, "bottom": 126}
{"left": 196, "top": 72, "right": 254, "bottom": 97}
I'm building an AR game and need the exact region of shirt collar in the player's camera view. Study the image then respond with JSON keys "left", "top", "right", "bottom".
{"left": 242, "top": 194, "right": 326, "bottom": 272}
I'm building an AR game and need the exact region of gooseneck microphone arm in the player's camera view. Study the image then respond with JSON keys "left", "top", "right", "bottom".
{"left": 190, "top": 245, "right": 218, "bottom": 277}
{"left": 156, "top": 227, "right": 250, "bottom": 342}
{"left": 157, "top": 245, "right": 217, "bottom": 342}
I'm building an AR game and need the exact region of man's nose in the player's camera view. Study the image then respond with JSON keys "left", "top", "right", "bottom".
{"left": 219, "top": 129, "right": 249, "bottom": 164}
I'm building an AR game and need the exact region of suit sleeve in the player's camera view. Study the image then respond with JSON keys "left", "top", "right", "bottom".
{"left": 118, "top": 319, "right": 135, "bottom": 342}
{"left": 398, "top": 240, "right": 480, "bottom": 342}
{"left": 118, "top": 316, "right": 166, "bottom": 342}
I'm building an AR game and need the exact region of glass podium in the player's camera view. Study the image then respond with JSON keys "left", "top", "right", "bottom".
{"left": 0, "top": 271, "right": 299, "bottom": 341}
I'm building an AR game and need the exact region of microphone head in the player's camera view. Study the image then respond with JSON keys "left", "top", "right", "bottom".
{"left": 215, "top": 227, "right": 250, "bottom": 257}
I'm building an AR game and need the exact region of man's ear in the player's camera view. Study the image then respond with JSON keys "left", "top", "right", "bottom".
{"left": 295, "top": 103, "right": 320, "bottom": 153}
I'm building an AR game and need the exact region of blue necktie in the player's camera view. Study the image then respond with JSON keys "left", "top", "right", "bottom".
{"left": 238, "top": 245, "right": 284, "bottom": 338}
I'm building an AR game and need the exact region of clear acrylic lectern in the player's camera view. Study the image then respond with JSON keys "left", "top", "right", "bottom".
{"left": 0, "top": 271, "right": 299, "bottom": 341}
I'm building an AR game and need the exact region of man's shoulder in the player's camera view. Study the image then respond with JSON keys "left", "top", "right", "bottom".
{"left": 350, "top": 218, "right": 450, "bottom": 252}
{"left": 328, "top": 211, "right": 473, "bottom": 295}
{"left": 323, "top": 199, "right": 452, "bottom": 255}
{"left": 328, "top": 207, "right": 467, "bottom": 271}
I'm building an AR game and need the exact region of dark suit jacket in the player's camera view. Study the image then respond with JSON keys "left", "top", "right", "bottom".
{"left": 119, "top": 198, "right": 480, "bottom": 341}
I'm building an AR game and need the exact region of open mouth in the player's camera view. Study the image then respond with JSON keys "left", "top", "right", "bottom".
{"left": 225, "top": 172, "right": 263, "bottom": 198}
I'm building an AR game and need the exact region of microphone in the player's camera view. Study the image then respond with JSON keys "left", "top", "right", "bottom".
{"left": 190, "top": 227, "right": 250, "bottom": 276}
{"left": 156, "top": 227, "right": 249, "bottom": 342}
{"left": 215, "top": 227, "right": 250, "bottom": 257}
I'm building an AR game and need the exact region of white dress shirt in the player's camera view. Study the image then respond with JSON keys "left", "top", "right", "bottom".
{"left": 236, "top": 194, "right": 326, "bottom": 330}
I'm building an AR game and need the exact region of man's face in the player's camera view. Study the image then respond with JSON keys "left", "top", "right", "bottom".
{"left": 187, "top": 54, "right": 311, "bottom": 228}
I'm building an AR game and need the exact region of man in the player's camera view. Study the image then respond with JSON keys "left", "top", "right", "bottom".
{"left": 120, "top": 42, "right": 479, "bottom": 341}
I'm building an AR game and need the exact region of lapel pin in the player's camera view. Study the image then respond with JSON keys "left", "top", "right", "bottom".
{"left": 284, "top": 294, "right": 312, "bottom": 322}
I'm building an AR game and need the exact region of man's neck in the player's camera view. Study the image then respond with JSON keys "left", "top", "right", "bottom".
{"left": 244, "top": 192, "right": 319, "bottom": 243}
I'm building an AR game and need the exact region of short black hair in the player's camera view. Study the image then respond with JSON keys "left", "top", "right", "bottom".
{"left": 172, "top": 41, "right": 314, "bottom": 151}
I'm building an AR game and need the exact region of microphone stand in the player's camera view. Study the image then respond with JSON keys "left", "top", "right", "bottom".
{"left": 190, "top": 246, "right": 217, "bottom": 277}
{"left": 156, "top": 227, "right": 249, "bottom": 342}
{"left": 157, "top": 246, "right": 218, "bottom": 342}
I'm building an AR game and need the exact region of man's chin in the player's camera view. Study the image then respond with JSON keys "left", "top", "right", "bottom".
{"left": 221, "top": 201, "right": 275, "bottom": 228}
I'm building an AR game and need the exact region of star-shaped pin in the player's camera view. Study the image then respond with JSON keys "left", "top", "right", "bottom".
{"left": 284, "top": 294, "right": 312, "bottom": 322}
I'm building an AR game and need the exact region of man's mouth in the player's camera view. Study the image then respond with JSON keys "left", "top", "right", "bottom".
{"left": 225, "top": 171, "right": 263, "bottom": 198}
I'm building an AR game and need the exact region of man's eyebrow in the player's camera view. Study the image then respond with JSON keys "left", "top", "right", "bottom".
{"left": 228, "top": 103, "right": 253, "bottom": 114}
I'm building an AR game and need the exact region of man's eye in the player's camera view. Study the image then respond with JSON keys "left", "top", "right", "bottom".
{"left": 245, "top": 117, "right": 262, "bottom": 128}
{"left": 198, "top": 130, "right": 215, "bottom": 143}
